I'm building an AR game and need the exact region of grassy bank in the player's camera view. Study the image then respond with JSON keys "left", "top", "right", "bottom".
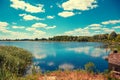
{"left": 0, "top": 46, "right": 33, "bottom": 80}
{"left": 104, "top": 41, "right": 120, "bottom": 52}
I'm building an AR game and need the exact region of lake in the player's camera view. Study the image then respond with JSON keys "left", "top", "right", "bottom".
{"left": 0, "top": 41, "right": 110, "bottom": 72}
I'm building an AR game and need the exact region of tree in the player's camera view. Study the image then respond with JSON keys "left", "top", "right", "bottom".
{"left": 108, "top": 31, "right": 117, "bottom": 40}
{"left": 35, "top": 38, "right": 39, "bottom": 41}
{"left": 115, "top": 34, "right": 120, "bottom": 42}
{"left": 100, "top": 34, "right": 108, "bottom": 40}
{"left": 93, "top": 34, "right": 108, "bottom": 41}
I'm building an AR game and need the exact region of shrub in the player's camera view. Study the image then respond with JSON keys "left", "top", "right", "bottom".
{"left": 0, "top": 46, "right": 33, "bottom": 77}
{"left": 84, "top": 62, "right": 95, "bottom": 73}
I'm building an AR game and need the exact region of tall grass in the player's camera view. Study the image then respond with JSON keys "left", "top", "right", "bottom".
{"left": 0, "top": 46, "right": 33, "bottom": 80}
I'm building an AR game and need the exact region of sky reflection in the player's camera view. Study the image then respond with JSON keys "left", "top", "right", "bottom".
{"left": 0, "top": 41, "right": 110, "bottom": 72}
{"left": 66, "top": 46, "right": 110, "bottom": 58}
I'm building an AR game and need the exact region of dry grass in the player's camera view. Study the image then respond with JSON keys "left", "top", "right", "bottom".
{"left": 38, "top": 70, "right": 107, "bottom": 80}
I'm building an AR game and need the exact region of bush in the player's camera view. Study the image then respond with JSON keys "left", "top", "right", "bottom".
{"left": 84, "top": 62, "right": 95, "bottom": 73}
{"left": 0, "top": 46, "right": 33, "bottom": 78}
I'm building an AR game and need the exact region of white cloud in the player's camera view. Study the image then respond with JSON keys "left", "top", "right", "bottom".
{"left": 67, "top": 47, "right": 90, "bottom": 54}
{"left": 31, "top": 22, "right": 56, "bottom": 29}
{"left": 10, "top": 31, "right": 28, "bottom": 37}
{"left": 58, "top": 11, "right": 75, "bottom": 18}
{"left": 45, "top": 25, "right": 56, "bottom": 29}
{"left": 90, "top": 48, "right": 110, "bottom": 57}
{"left": 88, "top": 24, "right": 102, "bottom": 30}
{"left": 33, "top": 30, "right": 46, "bottom": 35}
{"left": 0, "top": 21, "right": 8, "bottom": 27}
{"left": 0, "top": 29, "right": 32, "bottom": 39}
{"left": 66, "top": 46, "right": 110, "bottom": 58}
{"left": 34, "top": 54, "right": 47, "bottom": 59}
{"left": 58, "top": 0, "right": 98, "bottom": 17}
{"left": 64, "top": 27, "right": 114, "bottom": 36}
{"left": 59, "top": 63, "right": 74, "bottom": 70}
{"left": 27, "top": 22, "right": 56, "bottom": 31}
{"left": 102, "top": 28, "right": 114, "bottom": 32}
{"left": 94, "top": 31, "right": 101, "bottom": 33}
{"left": 30, "top": 30, "right": 46, "bottom": 38}
{"left": 90, "top": 27, "right": 101, "bottom": 30}
{"left": 63, "top": 19, "right": 120, "bottom": 36}
{"left": 12, "top": 26, "right": 25, "bottom": 29}
{"left": 64, "top": 28, "right": 91, "bottom": 36}
{"left": 0, "top": 21, "right": 9, "bottom": 33}
{"left": 101, "top": 20, "right": 120, "bottom": 25}
{"left": 47, "top": 62, "right": 54, "bottom": 66}
{"left": 19, "top": 14, "right": 44, "bottom": 21}
{"left": 0, "top": 29, "right": 11, "bottom": 33}
{"left": 26, "top": 27, "right": 46, "bottom": 37}
{"left": 32, "top": 22, "right": 47, "bottom": 28}
{"left": 112, "top": 26, "right": 120, "bottom": 29}
{"left": 10, "top": 0, "right": 45, "bottom": 13}
{"left": 0, "top": 22, "right": 47, "bottom": 39}
{"left": 47, "top": 16, "right": 55, "bottom": 19}
{"left": 0, "top": 22, "right": 46, "bottom": 39}
{"left": 1, "top": 29, "right": 46, "bottom": 39}
{"left": 61, "top": 0, "right": 98, "bottom": 11}
{"left": 89, "top": 24, "right": 101, "bottom": 27}
{"left": 26, "top": 27, "right": 36, "bottom": 31}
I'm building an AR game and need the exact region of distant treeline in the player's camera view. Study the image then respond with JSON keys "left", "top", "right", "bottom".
{"left": 0, "top": 31, "right": 120, "bottom": 42}
{"left": 49, "top": 31, "right": 120, "bottom": 42}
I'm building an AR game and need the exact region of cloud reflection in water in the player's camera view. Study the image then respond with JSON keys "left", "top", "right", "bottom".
{"left": 66, "top": 46, "right": 110, "bottom": 58}
{"left": 59, "top": 63, "right": 74, "bottom": 70}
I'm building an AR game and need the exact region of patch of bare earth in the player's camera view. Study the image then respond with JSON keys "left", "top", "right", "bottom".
{"left": 38, "top": 70, "right": 107, "bottom": 80}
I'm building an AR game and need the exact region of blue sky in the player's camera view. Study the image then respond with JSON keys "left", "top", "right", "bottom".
{"left": 0, "top": 0, "right": 120, "bottom": 39}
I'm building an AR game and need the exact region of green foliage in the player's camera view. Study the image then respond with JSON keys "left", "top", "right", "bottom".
{"left": 0, "top": 46, "right": 33, "bottom": 78}
{"left": 103, "top": 69, "right": 110, "bottom": 74}
{"left": 49, "top": 36, "right": 78, "bottom": 41}
{"left": 107, "top": 77, "right": 118, "bottom": 80}
{"left": 48, "top": 31, "right": 119, "bottom": 42}
{"left": 84, "top": 62, "right": 95, "bottom": 73}
{"left": 108, "top": 31, "right": 117, "bottom": 40}
{"left": 115, "top": 34, "right": 120, "bottom": 42}
{"left": 93, "top": 34, "right": 108, "bottom": 41}
{"left": 35, "top": 38, "right": 39, "bottom": 41}
{"left": 49, "top": 36, "right": 91, "bottom": 42}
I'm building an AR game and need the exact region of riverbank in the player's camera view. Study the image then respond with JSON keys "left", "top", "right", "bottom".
{"left": 38, "top": 70, "right": 107, "bottom": 80}
{"left": 20, "top": 69, "right": 120, "bottom": 80}
{"left": 104, "top": 41, "right": 120, "bottom": 52}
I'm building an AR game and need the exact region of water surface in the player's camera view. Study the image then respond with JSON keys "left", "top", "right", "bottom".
{"left": 0, "top": 41, "right": 110, "bottom": 72}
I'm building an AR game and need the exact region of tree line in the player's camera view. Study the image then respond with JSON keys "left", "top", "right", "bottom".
{"left": 0, "top": 31, "right": 120, "bottom": 42}
{"left": 48, "top": 31, "right": 120, "bottom": 42}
